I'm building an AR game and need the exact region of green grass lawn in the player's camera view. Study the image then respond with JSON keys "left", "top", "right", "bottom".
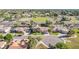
{"left": 65, "top": 28, "right": 79, "bottom": 49}
{"left": 50, "top": 32, "right": 59, "bottom": 35}
{"left": 32, "top": 17, "right": 48, "bottom": 23}
{"left": 72, "top": 29, "right": 79, "bottom": 36}
{"left": 10, "top": 32, "right": 24, "bottom": 37}
{"left": 31, "top": 32, "right": 43, "bottom": 35}
{"left": 67, "top": 37, "right": 79, "bottom": 49}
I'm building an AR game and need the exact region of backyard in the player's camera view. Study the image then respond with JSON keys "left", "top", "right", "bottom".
{"left": 32, "top": 17, "right": 48, "bottom": 23}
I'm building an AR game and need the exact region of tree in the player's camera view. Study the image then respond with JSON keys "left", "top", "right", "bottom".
{"left": 14, "top": 23, "right": 19, "bottom": 27}
{"left": 48, "top": 44, "right": 56, "bottom": 49}
{"left": 3, "top": 13, "right": 11, "bottom": 20}
{"left": 55, "top": 42, "right": 68, "bottom": 49}
{"left": 45, "top": 20, "right": 52, "bottom": 27}
{"left": 61, "top": 10, "right": 67, "bottom": 15}
{"left": 61, "top": 17, "right": 66, "bottom": 21}
{"left": 53, "top": 13, "right": 58, "bottom": 17}
{"left": 67, "top": 30, "right": 75, "bottom": 37}
{"left": 0, "top": 34, "right": 4, "bottom": 39}
{"left": 27, "top": 36, "right": 37, "bottom": 49}
{"left": 29, "top": 23, "right": 33, "bottom": 34}
{"left": 4, "top": 34, "right": 13, "bottom": 43}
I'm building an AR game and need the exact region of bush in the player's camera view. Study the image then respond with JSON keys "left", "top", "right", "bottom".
{"left": 55, "top": 42, "right": 68, "bottom": 49}
{"left": 28, "top": 36, "right": 37, "bottom": 48}
{"left": 4, "top": 34, "right": 13, "bottom": 42}
{"left": 67, "top": 30, "right": 75, "bottom": 36}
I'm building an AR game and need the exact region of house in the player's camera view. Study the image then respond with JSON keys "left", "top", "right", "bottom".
{"left": 0, "top": 21, "right": 13, "bottom": 27}
{"left": 10, "top": 27, "right": 30, "bottom": 35}
{"left": 33, "top": 26, "right": 49, "bottom": 34}
{"left": 53, "top": 25, "right": 69, "bottom": 34}
{"left": 21, "top": 22, "right": 30, "bottom": 27}
{"left": 0, "top": 18, "right": 4, "bottom": 22}
{"left": 17, "top": 21, "right": 30, "bottom": 27}
{"left": 10, "top": 27, "right": 24, "bottom": 33}
{"left": 74, "top": 23, "right": 79, "bottom": 29}
{"left": 8, "top": 41, "right": 27, "bottom": 49}
{"left": 13, "top": 36, "right": 28, "bottom": 42}
{"left": 0, "top": 26, "right": 11, "bottom": 33}
{"left": 35, "top": 35, "right": 63, "bottom": 49}
{"left": 39, "top": 27, "right": 49, "bottom": 34}
{"left": 12, "top": 36, "right": 29, "bottom": 43}
{"left": 8, "top": 36, "right": 29, "bottom": 49}
{"left": 0, "top": 41, "right": 6, "bottom": 49}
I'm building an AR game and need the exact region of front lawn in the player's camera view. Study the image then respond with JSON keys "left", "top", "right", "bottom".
{"left": 10, "top": 32, "right": 24, "bottom": 37}
{"left": 31, "top": 32, "right": 43, "bottom": 35}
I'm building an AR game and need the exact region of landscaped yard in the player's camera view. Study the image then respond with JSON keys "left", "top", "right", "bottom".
{"left": 65, "top": 28, "right": 79, "bottom": 48}
{"left": 66, "top": 37, "right": 79, "bottom": 49}
{"left": 32, "top": 17, "right": 48, "bottom": 23}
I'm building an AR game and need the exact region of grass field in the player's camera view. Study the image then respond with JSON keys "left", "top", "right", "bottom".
{"left": 32, "top": 17, "right": 48, "bottom": 23}
{"left": 67, "top": 37, "right": 79, "bottom": 49}
{"left": 65, "top": 28, "right": 79, "bottom": 49}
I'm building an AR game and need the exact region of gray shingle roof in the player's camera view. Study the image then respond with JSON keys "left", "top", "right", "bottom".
{"left": 13, "top": 36, "right": 27, "bottom": 42}
{"left": 42, "top": 35, "right": 63, "bottom": 46}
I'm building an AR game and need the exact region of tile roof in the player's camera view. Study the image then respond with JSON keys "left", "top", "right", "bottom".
{"left": 8, "top": 42, "right": 23, "bottom": 49}
{"left": 42, "top": 35, "right": 63, "bottom": 46}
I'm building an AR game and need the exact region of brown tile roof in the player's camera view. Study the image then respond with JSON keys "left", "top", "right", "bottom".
{"left": 8, "top": 42, "right": 23, "bottom": 49}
